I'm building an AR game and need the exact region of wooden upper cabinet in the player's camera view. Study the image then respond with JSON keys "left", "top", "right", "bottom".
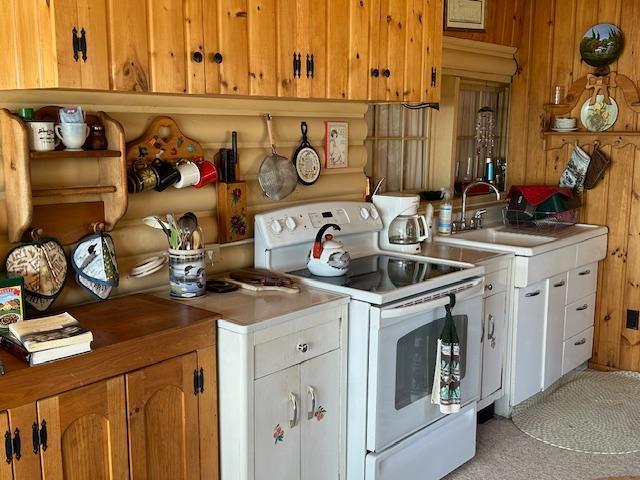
{"left": 37, "top": 377, "right": 128, "bottom": 480}
{"left": 347, "top": 0, "right": 371, "bottom": 100}
{"left": 326, "top": 0, "right": 348, "bottom": 99}
{"left": 127, "top": 353, "right": 201, "bottom": 480}
{"left": 247, "top": 0, "right": 277, "bottom": 96}
{"left": 422, "top": 0, "right": 443, "bottom": 103}
{"left": 0, "top": 0, "right": 109, "bottom": 90}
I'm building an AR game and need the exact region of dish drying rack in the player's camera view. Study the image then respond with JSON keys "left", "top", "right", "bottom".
{"left": 502, "top": 207, "right": 579, "bottom": 232}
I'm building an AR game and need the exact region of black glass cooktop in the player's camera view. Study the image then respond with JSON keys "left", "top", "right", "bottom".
{"left": 288, "top": 254, "right": 463, "bottom": 293}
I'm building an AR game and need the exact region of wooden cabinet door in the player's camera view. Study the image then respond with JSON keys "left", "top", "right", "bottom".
{"left": 0, "top": 412, "right": 13, "bottom": 480}
{"left": 127, "top": 353, "right": 201, "bottom": 480}
{"left": 326, "top": 0, "right": 348, "bottom": 99}
{"left": 403, "top": 0, "right": 425, "bottom": 102}
{"left": 7, "top": 403, "right": 41, "bottom": 480}
{"left": 75, "top": 0, "right": 110, "bottom": 89}
{"left": 37, "top": 377, "right": 128, "bottom": 480}
{"left": 481, "top": 292, "right": 507, "bottom": 399}
{"left": 247, "top": 0, "right": 277, "bottom": 96}
{"left": 197, "top": 347, "right": 219, "bottom": 480}
{"left": 300, "top": 350, "right": 340, "bottom": 480}
{"left": 421, "top": 0, "right": 443, "bottom": 103}
{"left": 347, "top": 0, "right": 372, "bottom": 100}
{"left": 254, "top": 365, "right": 300, "bottom": 480}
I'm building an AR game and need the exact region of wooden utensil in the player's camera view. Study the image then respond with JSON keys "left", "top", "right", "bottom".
{"left": 225, "top": 278, "right": 300, "bottom": 294}
{"left": 229, "top": 268, "right": 296, "bottom": 287}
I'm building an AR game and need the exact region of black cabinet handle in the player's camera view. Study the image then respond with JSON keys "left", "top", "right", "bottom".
{"left": 574, "top": 337, "right": 587, "bottom": 346}
{"left": 212, "top": 52, "right": 223, "bottom": 64}
{"left": 72, "top": 27, "right": 80, "bottom": 62}
{"left": 553, "top": 281, "right": 566, "bottom": 288}
{"left": 431, "top": 67, "right": 437, "bottom": 87}
{"left": 382, "top": 68, "right": 391, "bottom": 78}
{"left": 578, "top": 269, "right": 591, "bottom": 276}
{"left": 193, "top": 369, "right": 199, "bottom": 396}
{"left": 295, "top": 53, "right": 302, "bottom": 78}
{"left": 39, "top": 421, "right": 47, "bottom": 452}
{"left": 192, "top": 51, "right": 203, "bottom": 63}
{"left": 31, "top": 423, "right": 38, "bottom": 455}
{"left": 79, "top": 28, "right": 87, "bottom": 62}
{"left": 199, "top": 367, "right": 205, "bottom": 394}
{"left": 293, "top": 52, "right": 298, "bottom": 77}
{"left": 4, "top": 431, "right": 11, "bottom": 464}
{"left": 576, "top": 304, "right": 589, "bottom": 311}
{"left": 525, "top": 290, "right": 541, "bottom": 298}
{"left": 371, "top": 68, "right": 379, "bottom": 78}
{"left": 12, "top": 429, "right": 20, "bottom": 461}
{"left": 306, "top": 54, "right": 311, "bottom": 78}
{"left": 310, "top": 54, "right": 314, "bottom": 79}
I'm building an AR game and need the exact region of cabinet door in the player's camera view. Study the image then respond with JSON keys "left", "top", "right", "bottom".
{"left": 481, "top": 291, "right": 507, "bottom": 399}
{"left": 421, "top": 0, "right": 443, "bottom": 103}
{"left": 215, "top": 0, "right": 250, "bottom": 95}
{"left": 543, "top": 274, "right": 567, "bottom": 389}
{"left": 127, "top": 353, "right": 201, "bottom": 480}
{"left": 7, "top": 403, "right": 41, "bottom": 480}
{"left": 0, "top": 412, "right": 12, "bottom": 480}
{"left": 248, "top": 0, "right": 277, "bottom": 96}
{"left": 37, "top": 377, "right": 128, "bottom": 480}
{"left": 300, "top": 350, "right": 340, "bottom": 480}
{"left": 197, "top": 347, "right": 219, "bottom": 480}
{"left": 347, "top": 0, "right": 371, "bottom": 100}
{"left": 326, "top": 0, "right": 349, "bottom": 99}
{"left": 512, "top": 281, "right": 547, "bottom": 405}
{"left": 254, "top": 365, "right": 300, "bottom": 480}
{"left": 402, "top": 0, "right": 425, "bottom": 102}
{"left": 75, "top": 0, "right": 110, "bottom": 89}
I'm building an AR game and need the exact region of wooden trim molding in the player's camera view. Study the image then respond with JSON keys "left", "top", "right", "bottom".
{"left": 442, "top": 37, "right": 518, "bottom": 83}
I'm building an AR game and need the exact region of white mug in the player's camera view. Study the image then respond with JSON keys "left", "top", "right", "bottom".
{"left": 55, "top": 122, "right": 89, "bottom": 150}
{"left": 174, "top": 161, "right": 201, "bottom": 188}
{"left": 28, "top": 121, "right": 58, "bottom": 152}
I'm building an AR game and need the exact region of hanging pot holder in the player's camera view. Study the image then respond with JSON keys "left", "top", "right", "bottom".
{"left": 584, "top": 142, "right": 611, "bottom": 190}
{"left": 71, "top": 231, "right": 119, "bottom": 300}
{"left": 5, "top": 236, "right": 68, "bottom": 312}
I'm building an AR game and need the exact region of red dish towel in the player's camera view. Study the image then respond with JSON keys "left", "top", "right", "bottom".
{"left": 507, "top": 185, "right": 574, "bottom": 206}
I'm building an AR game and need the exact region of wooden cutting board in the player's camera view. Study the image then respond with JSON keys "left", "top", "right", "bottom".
{"left": 217, "top": 182, "right": 249, "bottom": 243}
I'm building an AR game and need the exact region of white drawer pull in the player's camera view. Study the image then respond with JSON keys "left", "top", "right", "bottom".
{"left": 553, "top": 281, "right": 566, "bottom": 288}
{"left": 576, "top": 304, "right": 589, "bottom": 311}
{"left": 297, "top": 343, "right": 309, "bottom": 353}
{"left": 288, "top": 392, "right": 298, "bottom": 428}
{"left": 574, "top": 338, "right": 587, "bottom": 346}
{"left": 307, "top": 386, "right": 316, "bottom": 420}
{"left": 485, "top": 283, "right": 493, "bottom": 291}
{"left": 578, "top": 269, "right": 591, "bottom": 276}
{"left": 525, "top": 290, "right": 541, "bottom": 298}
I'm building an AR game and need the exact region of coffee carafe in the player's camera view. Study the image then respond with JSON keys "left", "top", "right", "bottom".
{"left": 372, "top": 193, "right": 428, "bottom": 253}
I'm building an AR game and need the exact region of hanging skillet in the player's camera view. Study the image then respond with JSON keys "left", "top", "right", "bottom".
{"left": 292, "top": 122, "right": 321, "bottom": 186}
{"left": 258, "top": 114, "right": 298, "bottom": 200}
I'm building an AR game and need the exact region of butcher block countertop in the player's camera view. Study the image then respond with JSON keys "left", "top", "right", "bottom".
{"left": 0, "top": 294, "right": 220, "bottom": 410}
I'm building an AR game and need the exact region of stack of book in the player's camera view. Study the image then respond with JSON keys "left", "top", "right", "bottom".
{"left": 0, "top": 312, "right": 92, "bottom": 366}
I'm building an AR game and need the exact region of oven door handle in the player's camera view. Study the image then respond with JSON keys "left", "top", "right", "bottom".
{"left": 380, "top": 279, "right": 483, "bottom": 319}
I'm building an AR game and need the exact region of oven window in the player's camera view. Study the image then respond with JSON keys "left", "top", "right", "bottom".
{"left": 395, "top": 314, "right": 468, "bottom": 410}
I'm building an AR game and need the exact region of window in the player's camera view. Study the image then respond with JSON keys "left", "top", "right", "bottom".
{"left": 364, "top": 105, "right": 433, "bottom": 193}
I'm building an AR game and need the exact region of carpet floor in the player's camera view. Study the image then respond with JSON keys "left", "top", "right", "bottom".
{"left": 445, "top": 417, "right": 640, "bottom": 480}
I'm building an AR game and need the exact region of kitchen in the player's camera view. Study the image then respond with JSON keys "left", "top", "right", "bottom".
{"left": 0, "top": 0, "right": 638, "bottom": 479}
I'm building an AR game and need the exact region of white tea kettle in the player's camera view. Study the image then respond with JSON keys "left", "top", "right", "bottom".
{"left": 307, "top": 223, "right": 350, "bottom": 277}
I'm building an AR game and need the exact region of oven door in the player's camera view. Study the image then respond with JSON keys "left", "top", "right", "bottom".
{"left": 366, "top": 280, "right": 483, "bottom": 452}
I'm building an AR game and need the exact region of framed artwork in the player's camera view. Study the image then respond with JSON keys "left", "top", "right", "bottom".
{"left": 324, "top": 121, "right": 348, "bottom": 169}
{"left": 445, "top": 0, "right": 486, "bottom": 31}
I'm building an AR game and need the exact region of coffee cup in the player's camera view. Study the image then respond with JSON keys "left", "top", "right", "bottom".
{"left": 194, "top": 160, "right": 218, "bottom": 188}
{"left": 28, "top": 121, "right": 58, "bottom": 152}
{"left": 151, "top": 160, "right": 180, "bottom": 191}
{"left": 174, "top": 161, "right": 201, "bottom": 189}
{"left": 55, "top": 122, "right": 89, "bottom": 150}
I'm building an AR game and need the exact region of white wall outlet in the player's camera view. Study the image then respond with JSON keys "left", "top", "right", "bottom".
{"left": 206, "top": 244, "right": 221, "bottom": 265}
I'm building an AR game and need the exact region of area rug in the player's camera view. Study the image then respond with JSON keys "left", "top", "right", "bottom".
{"left": 512, "top": 370, "right": 640, "bottom": 454}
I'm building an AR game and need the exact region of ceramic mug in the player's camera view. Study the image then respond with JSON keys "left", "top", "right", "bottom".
{"left": 194, "top": 160, "right": 218, "bottom": 188}
{"left": 55, "top": 122, "right": 89, "bottom": 150}
{"left": 151, "top": 159, "right": 180, "bottom": 191}
{"left": 27, "top": 121, "right": 58, "bottom": 152}
{"left": 174, "top": 161, "right": 201, "bottom": 188}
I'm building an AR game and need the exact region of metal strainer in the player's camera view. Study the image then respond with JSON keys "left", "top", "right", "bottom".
{"left": 258, "top": 114, "right": 298, "bottom": 200}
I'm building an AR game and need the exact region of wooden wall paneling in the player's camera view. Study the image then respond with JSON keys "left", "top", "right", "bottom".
{"left": 0, "top": 412, "right": 11, "bottom": 480}
{"left": 381, "top": 0, "right": 407, "bottom": 102}
{"left": 203, "top": 0, "right": 222, "bottom": 94}
{"left": 217, "top": 0, "right": 250, "bottom": 95}
{"left": 76, "top": 0, "right": 110, "bottom": 89}
{"left": 7, "top": 403, "right": 41, "bottom": 480}
{"left": 347, "top": 0, "right": 370, "bottom": 101}
{"left": 38, "top": 377, "right": 129, "bottom": 480}
{"left": 570, "top": 0, "right": 599, "bottom": 82}
{"left": 147, "top": 0, "right": 188, "bottom": 93}
{"left": 275, "top": 0, "right": 298, "bottom": 98}
{"left": 402, "top": 0, "right": 425, "bottom": 102}
{"left": 197, "top": 347, "right": 219, "bottom": 480}
{"left": 248, "top": 0, "right": 277, "bottom": 97}
{"left": 421, "top": 0, "right": 443, "bottom": 103}
{"left": 0, "top": 2, "right": 18, "bottom": 90}
{"left": 185, "top": 0, "right": 206, "bottom": 95}
{"left": 107, "top": 0, "right": 150, "bottom": 91}
{"left": 326, "top": 0, "right": 350, "bottom": 99}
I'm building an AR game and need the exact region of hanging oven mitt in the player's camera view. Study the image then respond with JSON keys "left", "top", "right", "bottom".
{"left": 71, "top": 231, "right": 119, "bottom": 300}
{"left": 431, "top": 294, "right": 461, "bottom": 414}
{"left": 5, "top": 236, "right": 68, "bottom": 312}
{"left": 584, "top": 142, "right": 610, "bottom": 190}
{"left": 559, "top": 144, "right": 591, "bottom": 194}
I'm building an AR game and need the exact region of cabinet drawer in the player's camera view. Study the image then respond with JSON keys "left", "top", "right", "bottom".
{"left": 562, "top": 327, "right": 594, "bottom": 375}
{"left": 567, "top": 263, "right": 597, "bottom": 304}
{"left": 564, "top": 293, "right": 596, "bottom": 340}
{"left": 254, "top": 318, "right": 340, "bottom": 379}
{"left": 483, "top": 269, "right": 508, "bottom": 297}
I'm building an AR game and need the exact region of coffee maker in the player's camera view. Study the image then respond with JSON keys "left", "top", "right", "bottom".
{"left": 372, "top": 193, "right": 428, "bottom": 254}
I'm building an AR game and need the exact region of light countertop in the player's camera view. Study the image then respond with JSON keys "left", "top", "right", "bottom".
{"left": 419, "top": 242, "right": 511, "bottom": 265}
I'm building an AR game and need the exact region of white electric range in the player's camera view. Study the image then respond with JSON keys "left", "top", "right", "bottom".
{"left": 255, "top": 201, "right": 485, "bottom": 480}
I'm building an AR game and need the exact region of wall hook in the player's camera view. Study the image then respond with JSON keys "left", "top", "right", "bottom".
{"left": 92, "top": 222, "right": 105, "bottom": 234}
{"left": 30, "top": 228, "right": 44, "bottom": 240}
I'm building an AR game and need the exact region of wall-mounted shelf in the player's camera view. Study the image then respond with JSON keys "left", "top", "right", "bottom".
{"left": 542, "top": 131, "right": 640, "bottom": 151}
{"left": 0, "top": 108, "right": 128, "bottom": 243}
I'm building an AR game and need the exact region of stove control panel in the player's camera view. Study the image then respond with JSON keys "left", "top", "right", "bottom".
{"left": 308, "top": 208, "right": 349, "bottom": 228}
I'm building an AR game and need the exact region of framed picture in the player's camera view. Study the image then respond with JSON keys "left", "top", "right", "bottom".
{"left": 445, "top": 0, "right": 486, "bottom": 31}
{"left": 324, "top": 121, "right": 348, "bottom": 169}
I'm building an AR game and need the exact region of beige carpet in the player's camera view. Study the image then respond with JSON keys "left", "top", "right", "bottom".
{"left": 445, "top": 417, "right": 640, "bottom": 480}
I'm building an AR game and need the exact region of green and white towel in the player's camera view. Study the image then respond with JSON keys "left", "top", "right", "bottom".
{"left": 431, "top": 294, "right": 461, "bottom": 414}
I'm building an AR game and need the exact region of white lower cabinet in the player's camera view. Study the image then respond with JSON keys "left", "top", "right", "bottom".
{"left": 481, "top": 291, "right": 507, "bottom": 399}
{"left": 543, "top": 273, "right": 567, "bottom": 389}
{"left": 562, "top": 327, "right": 595, "bottom": 375}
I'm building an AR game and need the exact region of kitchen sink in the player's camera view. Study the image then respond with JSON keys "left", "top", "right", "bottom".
{"left": 450, "top": 227, "right": 555, "bottom": 247}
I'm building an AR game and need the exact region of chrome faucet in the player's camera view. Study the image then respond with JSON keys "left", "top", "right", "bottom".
{"left": 453, "top": 181, "right": 501, "bottom": 232}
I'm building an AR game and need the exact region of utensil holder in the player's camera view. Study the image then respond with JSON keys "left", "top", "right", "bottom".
{"left": 168, "top": 249, "right": 206, "bottom": 298}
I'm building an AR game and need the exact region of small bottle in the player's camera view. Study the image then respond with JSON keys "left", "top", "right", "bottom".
{"left": 486, "top": 157, "right": 495, "bottom": 183}
{"left": 438, "top": 189, "right": 453, "bottom": 235}
{"left": 424, "top": 203, "right": 434, "bottom": 243}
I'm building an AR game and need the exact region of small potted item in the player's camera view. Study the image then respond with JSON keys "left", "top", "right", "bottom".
{"left": 307, "top": 223, "right": 350, "bottom": 277}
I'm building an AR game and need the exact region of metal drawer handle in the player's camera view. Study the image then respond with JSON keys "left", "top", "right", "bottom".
{"left": 525, "top": 290, "right": 541, "bottom": 298}
{"left": 288, "top": 392, "right": 298, "bottom": 428}
{"left": 487, "top": 314, "right": 496, "bottom": 341}
{"left": 307, "top": 386, "right": 316, "bottom": 420}
{"left": 576, "top": 304, "right": 589, "bottom": 311}
{"left": 297, "top": 343, "right": 309, "bottom": 353}
{"left": 553, "top": 281, "right": 566, "bottom": 288}
{"left": 578, "top": 269, "right": 591, "bottom": 276}
{"left": 574, "top": 338, "right": 587, "bottom": 346}
{"left": 484, "top": 283, "right": 493, "bottom": 291}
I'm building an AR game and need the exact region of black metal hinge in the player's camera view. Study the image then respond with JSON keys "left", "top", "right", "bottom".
{"left": 12, "top": 429, "right": 20, "bottom": 461}
{"left": 4, "top": 431, "right": 11, "bottom": 464}
{"left": 79, "top": 28, "right": 87, "bottom": 62}
{"left": 193, "top": 368, "right": 205, "bottom": 396}
{"left": 72, "top": 27, "right": 79, "bottom": 62}
{"left": 431, "top": 67, "right": 437, "bottom": 87}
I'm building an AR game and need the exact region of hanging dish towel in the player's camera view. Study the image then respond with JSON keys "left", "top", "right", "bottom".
{"left": 431, "top": 294, "right": 461, "bottom": 414}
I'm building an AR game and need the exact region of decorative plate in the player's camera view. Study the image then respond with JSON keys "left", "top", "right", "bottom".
{"left": 580, "top": 95, "right": 618, "bottom": 132}
{"left": 293, "top": 122, "right": 321, "bottom": 185}
{"left": 580, "top": 23, "right": 624, "bottom": 68}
